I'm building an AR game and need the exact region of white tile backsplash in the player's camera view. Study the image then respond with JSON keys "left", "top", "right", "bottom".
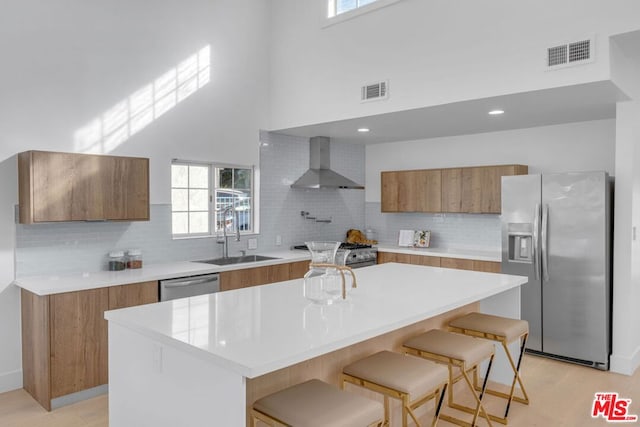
{"left": 365, "top": 202, "right": 501, "bottom": 250}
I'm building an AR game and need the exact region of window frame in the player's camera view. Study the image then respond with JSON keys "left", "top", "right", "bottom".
{"left": 171, "top": 160, "right": 257, "bottom": 239}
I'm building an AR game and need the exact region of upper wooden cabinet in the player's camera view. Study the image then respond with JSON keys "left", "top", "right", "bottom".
{"left": 18, "top": 150, "right": 149, "bottom": 224}
{"left": 381, "top": 169, "right": 442, "bottom": 213}
{"left": 382, "top": 164, "right": 527, "bottom": 214}
{"left": 458, "top": 165, "right": 528, "bottom": 214}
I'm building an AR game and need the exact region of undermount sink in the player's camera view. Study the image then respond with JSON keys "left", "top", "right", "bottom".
{"left": 196, "top": 255, "right": 281, "bottom": 265}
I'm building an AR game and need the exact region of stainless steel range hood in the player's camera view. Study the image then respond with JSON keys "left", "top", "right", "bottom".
{"left": 291, "top": 137, "right": 364, "bottom": 190}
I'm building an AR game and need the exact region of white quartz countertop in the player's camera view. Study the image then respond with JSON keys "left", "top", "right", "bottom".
{"left": 105, "top": 262, "right": 527, "bottom": 378}
{"left": 376, "top": 244, "right": 500, "bottom": 262}
{"left": 13, "top": 250, "right": 310, "bottom": 296}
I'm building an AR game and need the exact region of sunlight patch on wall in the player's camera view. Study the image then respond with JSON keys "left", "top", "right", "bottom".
{"left": 74, "top": 45, "right": 211, "bottom": 154}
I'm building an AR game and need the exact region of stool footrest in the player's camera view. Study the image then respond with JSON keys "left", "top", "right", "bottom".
{"left": 475, "top": 386, "right": 530, "bottom": 405}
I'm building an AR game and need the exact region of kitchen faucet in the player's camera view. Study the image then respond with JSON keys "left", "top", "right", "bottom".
{"left": 218, "top": 205, "right": 241, "bottom": 258}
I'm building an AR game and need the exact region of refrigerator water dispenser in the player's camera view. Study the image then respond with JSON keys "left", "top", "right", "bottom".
{"left": 507, "top": 223, "right": 533, "bottom": 263}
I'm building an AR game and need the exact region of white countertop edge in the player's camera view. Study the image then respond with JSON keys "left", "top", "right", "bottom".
{"left": 14, "top": 250, "right": 311, "bottom": 296}
{"left": 106, "top": 274, "right": 526, "bottom": 379}
{"left": 376, "top": 244, "right": 501, "bottom": 262}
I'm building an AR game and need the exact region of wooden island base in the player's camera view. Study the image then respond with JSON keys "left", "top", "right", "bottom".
{"left": 246, "top": 303, "right": 478, "bottom": 426}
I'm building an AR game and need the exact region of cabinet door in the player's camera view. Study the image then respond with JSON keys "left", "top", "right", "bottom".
{"left": 461, "top": 167, "right": 483, "bottom": 213}
{"left": 220, "top": 264, "right": 290, "bottom": 291}
{"left": 381, "top": 171, "right": 399, "bottom": 212}
{"left": 104, "top": 156, "right": 150, "bottom": 220}
{"left": 109, "top": 281, "right": 159, "bottom": 310}
{"left": 72, "top": 154, "right": 106, "bottom": 220}
{"left": 250, "top": 264, "right": 290, "bottom": 286}
{"left": 49, "top": 289, "right": 109, "bottom": 398}
{"left": 472, "top": 260, "right": 501, "bottom": 273}
{"left": 460, "top": 165, "right": 528, "bottom": 214}
{"left": 385, "top": 170, "right": 442, "bottom": 213}
{"left": 220, "top": 269, "right": 250, "bottom": 291}
{"left": 480, "top": 166, "right": 509, "bottom": 214}
{"left": 441, "top": 168, "right": 463, "bottom": 213}
{"left": 377, "top": 252, "right": 397, "bottom": 264}
{"left": 289, "top": 261, "right": 310, "bottom": 280}
{"left": 30, "top": 151, "right": 76, "bottom": 222}
{"left": 414, "top": 170, "right": 442, "bottom": 212}
{"left": 440, "top": 257, "right": 474, "bottom": 271}
{"left": 395, "top": 253, "right": 413, "bottom": 264}
{"left": 410, "top": 255, "right": 441, "bottom": 267}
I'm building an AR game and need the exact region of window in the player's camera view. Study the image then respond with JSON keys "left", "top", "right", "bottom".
{"left": 330, "top": 0, "right": 377, "bottom": 16}
{"left": 171, "top": 162, "right": 255, "bottom": 238}
{"left": 326, "top": 0, "right": 403, "bottom": 22}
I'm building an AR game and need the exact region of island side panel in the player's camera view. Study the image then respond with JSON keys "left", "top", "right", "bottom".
{"left": 246, "top": 302, "right": 479, "bottom": 426}
{"left": 109, "top": 322, "right": 246, "bottom": 427}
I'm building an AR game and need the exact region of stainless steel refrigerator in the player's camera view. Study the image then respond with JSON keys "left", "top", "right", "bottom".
{"left": 501, "top": 171, "right": 611, "bottom": 370}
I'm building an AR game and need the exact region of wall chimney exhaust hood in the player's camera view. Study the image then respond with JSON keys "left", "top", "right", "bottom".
{"left": 291, "top": 137, "right": 364, "bottom": 189}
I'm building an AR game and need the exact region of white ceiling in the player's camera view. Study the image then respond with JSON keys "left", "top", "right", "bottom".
{"left": 270, "top": 81, "right": 626, "bottom": 145}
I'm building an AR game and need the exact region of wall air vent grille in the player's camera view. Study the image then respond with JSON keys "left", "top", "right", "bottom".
{"left": 361, "top": 80, "right": 388, "bottom": 102}
{"left": 547, "top": 37, "right": 594, "bottom": 69}
{"left": 569, "top": 40, "right": 591, "bottom": 62}
{"left": 548, "top": 45, "right": 568, "bottom": 67}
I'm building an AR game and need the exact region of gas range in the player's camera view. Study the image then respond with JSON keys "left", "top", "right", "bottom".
{"left": 292, "top": 242, "right": 378, "bottom": 269}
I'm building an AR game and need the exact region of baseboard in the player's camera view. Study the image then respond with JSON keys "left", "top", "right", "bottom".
{"left": 51, "top": 384, "right": 108, "bottom": 410}
{"left": 0, "top": 369, "right": 22, "bottom": 394}
{"left": 610, "top": 345, "right": 640, "bottom": 375}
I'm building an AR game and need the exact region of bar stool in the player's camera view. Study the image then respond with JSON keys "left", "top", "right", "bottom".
{"left": 403, "top": 329, "right": 495, "bottom": 427}
{"left": 342, "top": 350, "right": 449, "bottom": 427}
{"left": 448, "top": 312, "right": 530, "bottom": 424}
{"left": 251, "top": 379, "right": 384, "bottom": 427}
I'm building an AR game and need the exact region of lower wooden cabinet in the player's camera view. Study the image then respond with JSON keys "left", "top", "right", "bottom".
{"left": 49, "top": 289, "right": 109, "bottom": 399}
{"left": 108, "top": 281, "right": 159, "bottom": 310}
{"left": 378, "top": 251, "right": 437, "bottom": 266}
{"left": 220, "top": 261, "right": 310, "bottom": 291}
{"left": 470, "top": 260, "right": 502, "bottom": 273}
{"left": 410, "top": 255, "right": 441, "bottom": 267}
{"left": 21, "top": 281, "right": 158, "bottom": 411}
{"left": 288, "top": 260, "right": 310, "bottom": 280}
{"left": 378, "top": 252, "right": 500, "bottom": 273}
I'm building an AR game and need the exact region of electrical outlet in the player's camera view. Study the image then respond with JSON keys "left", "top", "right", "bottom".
{"left": 276, "top": 235, "right": 282, "bottom": 246}
{"left": 248, "top": 238, "right": 258, "bottom": 250}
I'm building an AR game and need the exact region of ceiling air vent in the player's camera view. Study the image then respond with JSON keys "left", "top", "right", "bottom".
{"left": 361, "top": 80, "right": 388, "bottom": 102}
{"left": 547, "top": 37, "right": 594, "bottom": 69}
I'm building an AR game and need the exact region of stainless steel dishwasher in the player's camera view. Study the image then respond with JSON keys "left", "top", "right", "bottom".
{"left": 159, "top": 273, "right": 220, "bottom": 301}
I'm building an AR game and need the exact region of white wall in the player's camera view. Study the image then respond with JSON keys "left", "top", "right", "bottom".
{"left": 365, "top": 119, "right": 616, "bottom": 202}
{"left": 269, "top": 0, "right": 640, "bottom": 130}
{"left": 0, "top": 0, "right": 270, "bottom": 392}
{"left": 610, "top": 31, "right": 640, "bottom": 375}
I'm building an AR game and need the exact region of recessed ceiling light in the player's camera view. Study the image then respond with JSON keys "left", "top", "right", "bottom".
{"left": 357, "top": 128, "right": 370, "bottom": 133}
{"left": 488, "top": 109, "right": 505, "bottom": 115}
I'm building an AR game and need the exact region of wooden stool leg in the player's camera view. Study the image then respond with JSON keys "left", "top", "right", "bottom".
{"left": 384, "top": 395, "right": 390, "bottom": 426}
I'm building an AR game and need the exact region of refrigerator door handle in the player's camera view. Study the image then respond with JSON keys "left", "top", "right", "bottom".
{"left": 533, "top": 203, "right": 540, "bottom": 280}
{"left": 541, "top": 204, "right": 549, "bottom": 281}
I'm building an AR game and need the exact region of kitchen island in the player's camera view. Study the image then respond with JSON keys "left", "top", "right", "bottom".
{"left": 105, "top": 262, "right": 527, "bottom": 426}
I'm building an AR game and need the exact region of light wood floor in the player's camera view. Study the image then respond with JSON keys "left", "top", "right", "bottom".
{"left": 0, "top": 354, "right": 638, "bottom": 426}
